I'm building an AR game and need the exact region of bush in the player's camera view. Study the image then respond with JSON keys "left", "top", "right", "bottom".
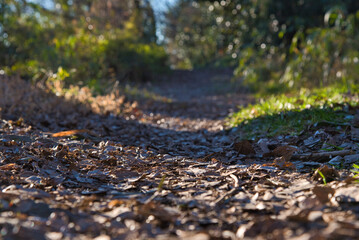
{"left": 105, "top": 37, "right": 168, "bottom": 82}
{"left": 234, "top": 8, "right": 359, "bottom": 94}
{"left": 0, "top": 1, "right": 168, "bottom": 93}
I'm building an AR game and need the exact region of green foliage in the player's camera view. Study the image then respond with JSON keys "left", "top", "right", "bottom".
{"left": 229, "top": 87, "right": 359, "bottom": 139}
{"left": 105, "top": 37, "right": 168, "bottom": 81}
{"left": 279, "top": 14, "right": 359, "bottom": 90}
{"left": 351, "top": 164, "right": 359, "bottom": 182}
{"left": 317, "top": 170, "right": 327, "bottom": 185}
{"left": 0, "top": 0, "right": 168, "bottom": 91}
{"left": 164, "top": 0, "right": 238, "bottom": 69}
{"left": 233, "top": 2, "right": 359, "bottom": 93}
{"left": 165, "top": 0, "right": 359, "bottom": 90}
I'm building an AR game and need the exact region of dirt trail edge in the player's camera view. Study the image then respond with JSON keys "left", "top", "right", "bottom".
{"left": 0, "top": 73, "right": 358, "bottom": 240}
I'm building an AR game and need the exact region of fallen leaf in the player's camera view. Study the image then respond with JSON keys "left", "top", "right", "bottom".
{"left": 270, "top": 145, "right": 298, "bottom": 161}
{"left": 108, "top": 199, "right": 125, "bottom": 208}
{"left": 236, "top": 217, "right": 286, "bottom": 238}
{"left": 351, "top": 126, "right": 359, "bottom": 141}
{"left": 343, "top": 154, "right": 359, "bottom": 165}
{"left": 51, "top": 129, "right": 94, "bottom": 137}
{"left": 312, "top": 165, "right": 339, "bottom": 183}
{"left": 0, "top": 163, "right": 18, "bottom": 171}
{"left": 263, "top": 157, "right": 295, "bottom": 170}
{"left": 2, "top": 134, "right": 33, "bottom": 142}
{"left": 312, "top": 186, "right": 335, "bottom": 204}
{"left": 233, "top": 140, "right": 255, "bottom": 155}
{"left": 257, "top": 139, "right": 270, "bottom": 154}
{"left": 328, "top": 156, "right": 343, "bottom": 166}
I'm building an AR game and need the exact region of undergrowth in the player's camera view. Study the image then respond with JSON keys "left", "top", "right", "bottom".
{"left": 229, "top": 86, "right": 359, "bottom": 139}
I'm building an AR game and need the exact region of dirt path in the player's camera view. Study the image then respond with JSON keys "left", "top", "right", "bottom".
{"left": 108, "top": 68, "right": 253, "bottom": 158}
{"left": 140, "top": 68, "right": 251, "bottom": 131}
{"left": 0, "top": 73, "right": 358, "bottom": 240}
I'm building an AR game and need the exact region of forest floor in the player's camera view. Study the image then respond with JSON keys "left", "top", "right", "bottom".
{"left": 0, "top": 70, "right": 359, "bottom": 240}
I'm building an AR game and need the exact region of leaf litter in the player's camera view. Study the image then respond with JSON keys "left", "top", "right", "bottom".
{"left": 0, "top": 74, "right": 359, "bottom": 239}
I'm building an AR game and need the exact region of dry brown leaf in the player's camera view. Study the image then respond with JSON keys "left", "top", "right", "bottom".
{"left": 312, "top": 186, "right": 335, "bottom": 204}
{"left": 352, "top": 113, "right": 359, "bottom": 127}
{"left": 351, "top": 126, "right": 359, "bottom": 141}
{"left": 137, "top": 202, "right": 177, "bottom": 224}
{"left": 3, "top": 73, "right": 359, "bottom": 239}
{"left": 108, "top": 199, "right": 125, "bottom": 208}
{"left": 312, "top": 165, "right": 339, "bottom": 183}
{"left": 0, "top": 163, "right": 18, "bottom": 171}
{"left": 270, "top": 145, "right": 298, "bottom": 161}
{"left": 263, "top": 156, "right": 296, "bottom": 170}
{"left": 233, "top": 140, "right": 256, "bottom": 155}
{"left": 51, "top": 129, "right": 89, "bottom": 137}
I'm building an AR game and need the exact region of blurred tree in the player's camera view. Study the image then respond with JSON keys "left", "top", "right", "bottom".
{"left": 51, "top": 0, "right": 157, "bottom": 42}
{"left": 164, "top": 0, "right": 359, "bottom": 91}
{"left": 0, "top": 0, "right": 166, "bottom": 86}
{"left": 164, "top": 0, "right": 221, "bottom": 69}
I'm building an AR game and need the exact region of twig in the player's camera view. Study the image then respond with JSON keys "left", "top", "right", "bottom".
{"left": 144, "top": 191, "right": 159, "bottom": 204}
{"left": 292, "top": 150, "right": 354, "bottom": 161}
{"left": 212, "top": 188, "right": 239, "bottom": 206}
{"left": 212, "top": 174, "right": 242, "bottom": 206}
{"left": 229, "top": 173, "right": 240, "bottom": 187}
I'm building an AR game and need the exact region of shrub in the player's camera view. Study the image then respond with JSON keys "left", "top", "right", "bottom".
{"left": 234, "top": 8, "right": 359, "bottom": 94}
{"left": 0, "top": 1, "right": 168, "bottom": 93}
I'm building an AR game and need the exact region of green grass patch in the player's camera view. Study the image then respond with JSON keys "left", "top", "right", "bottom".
{"left": 351, "top": 164, "right": 359, "bottom": 182}
{"left": 229, "top": 86, "right": 359, "bottom": 139}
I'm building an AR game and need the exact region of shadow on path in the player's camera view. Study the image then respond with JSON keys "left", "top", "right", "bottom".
{"left": 0, "top": 73, "right": 244, "bottom": 159}
{"left": 125, "top": 68, "right": 253, "bottom": 123}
